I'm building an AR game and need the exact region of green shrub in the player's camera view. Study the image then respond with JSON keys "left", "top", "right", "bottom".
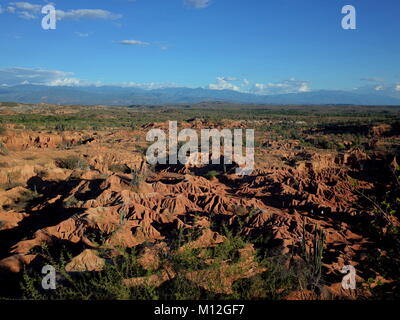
{"left": 21, "top": 246, "right": 158, "bottom": 300}
{"left": 204, "top": 170, "right": 220, "bottom": 180}
{"left": 55, "top": 156, "right": 89, "bottom": 170}
{"left": 130, "top": 171, "right": 143, "bottom": 189}
{"left": 299, "top": 221, "right": 325, "bottom": 291}
{"left": 63, "top": 195, "right": 79, "bottom": 209}
{"left": 55, "top": 123, "right": 66, "bottom": 132}
{"left": 109, "top": 163, "right": 131, "bottom": 174}
{"left": 0, "top": 143, "right": 9, "bottom": 155}
{"left": 2, "top": 189, "right": 41, "bottom": 212}
{"left": 0, "top": 125, "right": 6, "bottom": 135}
{"left": 0, "top": 171, "right": 23, "bottom": 190}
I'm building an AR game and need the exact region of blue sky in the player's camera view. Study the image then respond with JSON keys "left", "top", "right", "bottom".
{"left": 0, "top": 0, "right": 399, "bottom": 95}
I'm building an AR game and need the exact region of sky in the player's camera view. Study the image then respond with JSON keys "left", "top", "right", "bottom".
{"left": 0, "top": 0, "right": 399, "bottom": 95}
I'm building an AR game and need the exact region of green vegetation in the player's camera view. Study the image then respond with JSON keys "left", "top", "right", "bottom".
{"left": 21, "top": 245, "right": 155, "bottom": 300}
{"left": 0, "top": 142, "right": 8, "bottom": 155}
{"left": 55, "top": 156, "right": 89, "bottom": 170}
{"left": 299, "top": 221, "right": 325, "bottom": 291}
{"left": 0, "top": 104, "right": 399, "bottom": 132}
{"left": 2, "top": 188, "right": 41, "bottom": 212}
{"left": 0, "top": 171, "right": 23, "bottom": 190}
{"left": 204, "top": 170, "right": 220, "bottom": 180}
{"left": 108, "top": 163, "right": 131, "bottom": 174}
{"left": 130, "top": 171, "right": 143, "bottom": 190}
{"left": 63, "top": 195, "right": 79, "bottom": 209}
{"left": 16, "top": 217, "right": 327, "bottom": 300}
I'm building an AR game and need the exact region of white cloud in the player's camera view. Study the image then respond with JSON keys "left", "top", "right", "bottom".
{"left": 208, "top": 77, "right": 241, "bottom": 91}
{"left": 56, "top": 9, "right": 122, "bottom": 21}
{"left": 0, "top": 67, "right": 313, "bottom": 95}
{"left": 6, "top": 7, "right": 16, "bottom": 13}
{"left": 9, "top": 2, "right": 41, "bottom": 12}
{"left": 0, "top": 67, "right": 181, "bottom": 89}
{"left": 207, "top": 77, "right": 311, "bottom": 95}
{"left": 6, "top": 2, "right": 122, "bottom": 21}
{"left": 184, "top": 0, "right": 212, "bottom": 9}
{"left": 250, "top": 78, "right": 311, "bottom": 95}
{"left": 118, "top": 82, "right": 181, "bottom": 89}
{"left": 120, "top": 40, "right": 151, "bottom": 46}
{"left": 298, "top": 83, "right": 310, "bottom": 92}
{"left": 396, "top": 84, "right": 400, "bottom": 92}
{"left": 75, "top": 32, "right": 90, "bottom": 38}
{"left": 374, "top": 85, "right": 384, "bottom": 91}
{"left": 47, "top": 78, "right": 83, "bottom": 86}
{"left": 0, "top": 5, "right": 3, "bottom": 14}
{"left": 18, "top": 10, "right": 36, "bottom": 19}
{"left": 360, "top": 77, "right": 383, "bottom": 82}
{"left": 0, "top": 67, "right": 75, "bottom": 86}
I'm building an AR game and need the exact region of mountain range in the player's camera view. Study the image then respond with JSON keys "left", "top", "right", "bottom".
{"left": 1, "top": 84, "right": 400, "bottom": 106}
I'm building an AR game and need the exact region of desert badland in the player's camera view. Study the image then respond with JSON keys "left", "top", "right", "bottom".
{"left": 0, "top": 102, "right": 399, "bottom": 300}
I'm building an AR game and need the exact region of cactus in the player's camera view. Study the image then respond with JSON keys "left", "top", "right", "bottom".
{"left": 300, "top": 218, "right": 325, "bottom": 290}
{"left": 119, "top": 209, "right": 127, "bottom": 225}
{"left": 130, "top": 171, "right": 142, "bottom": 189}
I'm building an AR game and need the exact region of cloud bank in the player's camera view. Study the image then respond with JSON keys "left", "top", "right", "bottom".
{"left": 208, "top": 77, "right": 311, "bottom": 95}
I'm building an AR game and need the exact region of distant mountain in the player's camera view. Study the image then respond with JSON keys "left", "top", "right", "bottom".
{"left": 0, "top": 84, "right": 399, "bottom": 106}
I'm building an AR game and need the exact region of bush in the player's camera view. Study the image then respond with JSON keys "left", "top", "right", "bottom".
{"left": 55, "top": 123, "right": 66, "bottom": 132}
{"left": 1, "top": 171, "right": 23, "bottom": 190}
{"left": 109, "top": 163, "right": 131, "bottom": 174}
{"left": 204, "top": 170, "right": 220, "bottom": 180}
{"left": 130, "top": 171, "right": 143, "bottom": 189}
{"left": 55, "top": 156, "right": 89, "bottom": 170}
{"left": 0, "top": 125, "right": 6, "bottom": 135}
{"left": 314, "top": 137, "right": 335, "bottom": 150}
{"left": 0, "top": 143, "right": 9, "bottom": 155}
{"left": 2, "top": 189, "right": 41, "bottom": 212}
{"left": 21, "top": 246, "right": 156, "bottom": 300}
{"left": 16, "top": 217, "right": 326, "bottom": 301}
